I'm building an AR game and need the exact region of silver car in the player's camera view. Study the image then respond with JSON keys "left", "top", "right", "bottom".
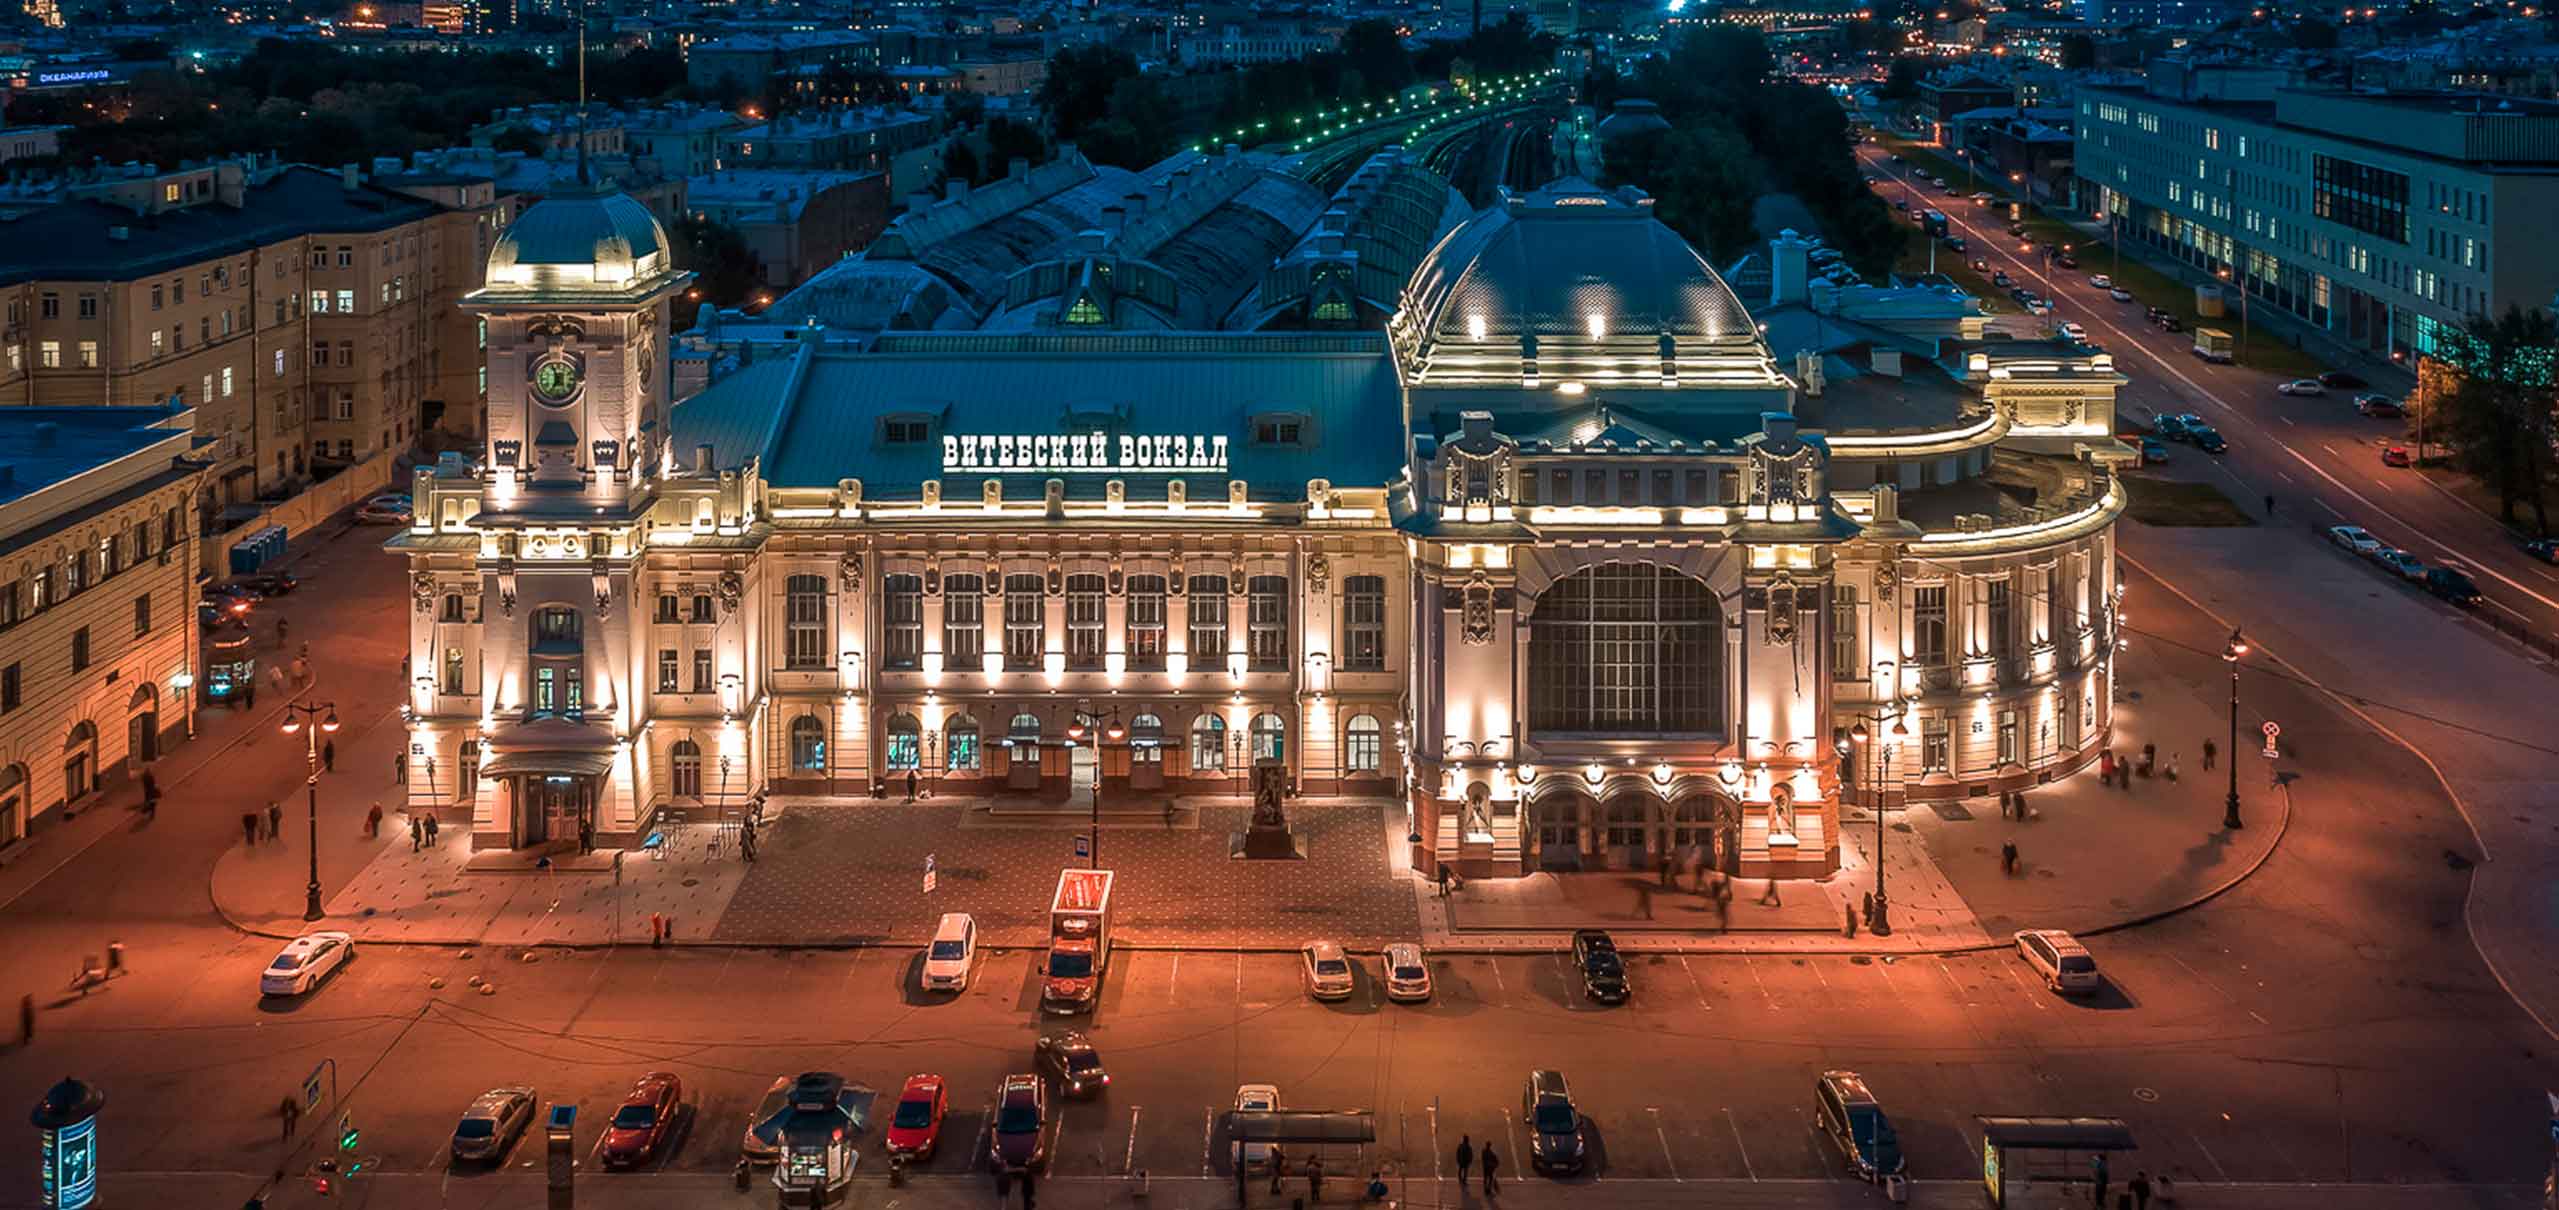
{"left": 451, "top": 1087, "right": 536, "bottom": 1164}
{"left": 1384, "top": 943, "right": 1432, "bottom": 1002}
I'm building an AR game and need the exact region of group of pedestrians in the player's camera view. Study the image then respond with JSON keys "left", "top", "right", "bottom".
{"left": 240, "top": 801, "right": 284, "bottom": 847}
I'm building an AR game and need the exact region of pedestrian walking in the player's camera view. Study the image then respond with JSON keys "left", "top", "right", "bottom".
{"left": 394, "top": 751, "right": 407, "bottom": 784}
{"left": 2264, "top": 492, "right": 2276, "bottom": 518}
{"left": 1455, "top": 1134, "right": 1474, "bottom": 1184}
{"left": 280, "top": 1095, "right": 301, "bottom": 1142}
{"left": 2099, "top": 748, "right": 2114, "bottom": 782}
{"left": 1270, "top": 1151, "right": 1288, "bottom": 1195}
{"left": 906, "top": 770, "right": 920, "bottom": 801}
{"left": 275, "top": 617, "right": 289, "bottom": 647}
{"left": 243, "top": 811, "right": 260, "bottom": 847}
{"left": 2002, "top": 840, "right": 2019, "bottom": 876}
{"left": 17, "top": 993, "right": 32, "bottom": 1046}
{"left": 1659, "top": 851, "right": 1675, "bottom": 888}
{"left": 1366, "top": 1172, "right": 1389, "bottom": 1204}
{"left": 2201, "top": 740, "right": 2217, "bottom": 771}
{"left": 2165, "top": 752, "right": 2180, "bottom": 782}
{"left": 408, "top": 816, "right": 422, "bottom": 852}
{"left": 580, "top": 819, "right": 595, "bottom": 855}
{"left": 141, "top": 770, "right": 160, "bottom": 812}
{"left": 1437, "top": 864, "right": 1451, "bottom": 899}
{"left": 1481, "top": 1144, "right": 1500, "bottom": 1195}
{"left": 365, "top": 802, "right": 383, "bottom": 839}
{"left": 1307, "top": 1156, "right": 1324, "bottom": 1203}
{"left": 265, "top": 801, "right": 282, "bottom": 840}
{"left": 2129, "top": 1170, "right": 2153, "bottom": 1210}
{"left": 321, "top": 739, "right": 335, "bottom": 772}
{"left": 105, "top": 940, "right": 124, "bottom": 978}
{"left": 1844, "top": 901, "right": 1858, "bottom": 937}
{"left": 2140, "top": 743, "right": 2156, "bottom": 777}
{"left": 425, "top": 813, "right": 440, "bottom": 844}
{"left": 2090, "top": 1152, "right": 2109, "bottom": 1207}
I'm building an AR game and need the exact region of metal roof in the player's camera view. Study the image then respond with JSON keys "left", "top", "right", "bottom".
{"left": 1976, "top": 1117, "right": 2138, "bottom": 1151}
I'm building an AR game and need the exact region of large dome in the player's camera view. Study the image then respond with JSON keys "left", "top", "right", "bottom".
{"left": 482, "top": 185, "right": 682, "bottom": 298}
{"left": 1389, "top": 178, "right": 1770, "bottom": 388}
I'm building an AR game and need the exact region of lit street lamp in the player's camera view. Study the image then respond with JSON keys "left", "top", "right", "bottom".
{"left": 1847, "top": 712, "right": 1909, "bottom": 936}
{"left": 280, "top": 701, "right": 341, "bottom": 922}
{"left": 2222, "top": 628, "right": 2248, "bottom": 830}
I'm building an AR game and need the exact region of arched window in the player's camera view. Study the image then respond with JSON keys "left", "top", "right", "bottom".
{"left": 62, "top": 720, "right": 97, "bottom": 804}
{"left": 886, "top": 713, "right": 922, "bottom": 770}
{"left": 1129, "top": 712, "right": 1164, "bottom": 765}
{"left": 1345, "top": 714, "right": 1383, "bottom": 773}
{"left": 1528, "top": 563, "right": 1722, "bottom": 735}
{"left": 947, "top": 716, "right": 981, "bottom": 771}
{"left": 1191, "top": 715, "right": 1227, "bottom": 771}
{"left": 0, "top": 763, "right": 25, "bottom": 844}
{"left": 785, "top": 573, "right": 829, "bottom": 668}
{"left": 1008, "top": 712, "right": 1042, "bottom": 746}
{"left": 532, "top": 607, "right": 582, "bottom": 652}
{"left": 789, "top": 715, "right": 826, "bottom": 772}
{"left": 1249, "top": 712, "right": 1286, "bottom": 762}
{"left": 1605, "top": 797, "right": 1650, "bottom": 848}
{"left": 670, "top": 739, "right": 702, "bottom": 798}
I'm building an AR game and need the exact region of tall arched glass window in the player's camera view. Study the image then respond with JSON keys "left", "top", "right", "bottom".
{"left": 1528, "top": 562, "right": 1722, "bottom": 735}
{"left": 947, "top": 716, "right": 981, "bottom": 770}
{"left": 886, "top": 713, "right": 921, "bottom": 770}
{"left": 1249, "top": 712, "right": 1286, "bottom": 762}
{"left": 789, "top": 715, "right": 826, "bottom": 772}
{"left": 1190, "top": 715, "right": 1227, "bottom": 771}
{"left": 670, "top": 739, "right": 702, "bottom": 798}
{"left": 1345, "top": 714, "right": 1383, "bottom": 772}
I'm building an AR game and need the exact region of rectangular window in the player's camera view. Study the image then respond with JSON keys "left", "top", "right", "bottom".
{"left": 335, "top": 289, "right": 355, "bottom": 313}
{"left": 1066, "top": 573, "right": 1106, "bottom": 669}
{"left": 1832, "top": 585, "right": 1860, "bottom": 680}
{"left": 882, "top": 574, "right": 923, "bottom": 669}
{"left": 0, "top": 663, "right": 17, "bottom": 714}
{"left": 77, "top": 341, "right": 97, "bottom": 369}
{"left": 655, "top": 593, "right": 679, "bottom": 623}
{"left": 1345, "top": 718, "right": 1382, "bottom": 772}
{"left": 1986, "top": 578, "right": 2013, "bottom": 660}
{"left": 312, "top": 340, "right": 328, "bottom": 367}
{"left": 71, "top": 625, "right": 91, "bottom": 672}
{"left": 691, "top": 593, "right": 714, "bottom": 623}
{"left": 1342, "top": 575, "right": 1386, "bottom": 671}
{"left": 442, "top": 647, "right": 465, "bottom": 694}
{"left": 784, "top": 573, "right": 829, "bottom": 668}
{"left": 1126, "top": 575, "right": 1167, "bottom": 670}
{"left": 691, "top": 648, "right": 714, "bottom": 693}
{"left": 77, "top": 295, "right": 96, "bottom": 320}
{"left": 1247, "top": 574, "right": 1288, "bottom": 670}
{"left": 38, "top": 341, "right": 59, "bottom": 369}
{"left": 1912, "top": 585, "right": 1949, "bottom": 667}
{"left": 1923, "top": 717, "right": 1951, "bottom": 772}
{"left": 942, "top": 574, "right": 983, "bottom": 663}
{"left": 309, "top": 290, "right": 327, "bottom": 314}
{"left": 1003, "top": 573, "right": 1044, "bottom": 670}
{"left": 132, "top": 593, "right": 150, "bottom": 637}
{"left": 1187, "top": 574, "right": 1229, "bottom": 662}
{"left": 1998, "top": 710, "right": 2020, "bottom": 767}
{"left": 657, "top": 649, "right": 680, "bottom": 692}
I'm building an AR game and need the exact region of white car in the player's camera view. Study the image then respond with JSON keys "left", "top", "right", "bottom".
{"left": 2013, "top": 929, "right": 2101, "bottom": 995}
{"left": 1233, "top": 1084, "right": 1281, "bottom": 1171}
{"left": 2277, "top": 379, "right": 2328, "bottom": 396}
{"left": 1383, "top": 943, "right": 1432, "bottom": 1002}
{"left": 261, "top": 931, "right": 355, "bottom": 997}
{"left": 2058, "top": 321, "right": 2088, "bottom": 343}
{"left": 2088, "top": 274, "right": 2113, "bottom": 289}
{"left": 2327, "top": 525, "right": 2382, "bottom": 556}
{"left": 2108, "top": 288, "right": 2134, "bottom": 302}
{"left": 1301, "top": 940, "right": 1355, "bottom": 1001}
{"left": 2374, "top": 548, "right": 2426, "bottom": 581}
{"left": 921, "top": 911, "right": 975, "bottom": 992}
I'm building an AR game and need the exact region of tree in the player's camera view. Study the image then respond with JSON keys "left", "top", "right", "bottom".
{"left": 669, "top": 217, "right": 762, "bottom": 328}
{"left": 489, "top": 125, "right": 546, "bottom": 156}
{"left": 942, "top": 140, "right": 982, "bottom": 185}
{"left": 1042, "top": 44, "right": 1142, "bottom": 143}
{"left": 2059, "top": 34, "right": 2097, "bottom": 69}
{"left": 2288, "top": 17, "right": 2340, "bottom": 47}
{"left": 985, "top": 116, "right": 1048, "bottom": 171}
{"left": 1340, "top": 18, "right": 1416, "bottom": 99}
{"left": 1880, "top": 57, "right": 1925, "bottom": 100}
{"left": 2435, "top": 306, "right": 2559, "bottom": 535}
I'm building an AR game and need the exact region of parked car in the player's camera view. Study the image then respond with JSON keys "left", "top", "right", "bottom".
{"left": 2381, "top": 443, "right": 2413, "bottom": 468}
{"left": 1892, "top": 198, "right": 1910, "bottom": 211}
{"left": 2523, "top": 538, "right": 2559, "bottom": 565}
{"left": 450, "top": 1087, "right": 536, "bottom": 1165}
{"left": 2155, "top": 314, "right": 2185, "bottom": 333}
{"left": 2139, "top": 437, "right": 2171, "bottom": 464}
{"left": 2025, "top": 296, "right": 2055, "bottom": 315}
{"left": 1301, "top": 940, "right": 1355, "bottom": 1001}
{"left": 2319, "top": 370, "right": 2369, "bottom": 389}
{"left": 2186, "top": 425, "right": 2227, "bottom": 454}
{"left": 884, "top": 1074, "right": 949, "bottom": 1160}
{"left": 1970, "top": 257, "right": 1990, "bottom": 273}
{"left": 921, "top": 911, "right": 976, "bottom": 992}
{"left": 2109, "top": 288, "right": 2134, "bottom": 302}
{"left": 2153, "top": 412, "right": 2200, "bottom": 439}
{"left": 2374, "top": 548, "right": 2426, "bottom": 582}
{"left": 1572, "top": 929, "right": 1629, "bottom": 1004}
{"left": 1035, "top": 1031, "right": 1109, "bottom": 1098}
{"left": 990, "top": 1074, "right": 1050, "bottom": 1172}
{"left": 2353, "top": 393, "right": 2405, "bottom": 417}
{"left": 355, "top": 499, "right": 413, "bottom": 524}
{"left": 2089, "top": 273, "right": 2114, "bottom": 289}
{"left": 2426, "top": 566, "right": 2484, "bottom": 607}
{"left": 1232, "top": 1084, "right": 1281, "bottom": 1172}
{"left": 2056, "top": 253, "right": 2079, "bottom": 269}
{"left": 1991, "top": 270, "right": 2013, "bottom": 288}
{"left": 2059, "top": 321, "right": 2088, "bottom": 343}
{"left": 2006, "top": 285, "right": 2034, "bottom": 304}
{"left": 1943, "top": 235, "right": 1968, "bottom": 252}
{"left": 1524, "top": 1070, "right": 1587, "bottom": 1174}
{"left": 225, "top": 571, "right": 301, "bottom": 597}
{"left": 598, "top": 1072, "right": 683, "bottom": 1170}
{"left": 740, "top": 1076, "right": 793, "bottom": 1165}
{"left": 1384, "top": 943, "right": 1433, "bottom": 1002}
{"left": 260, "top": 931, "right": 355, "bottom": 997}
{"left": 2327, "top": 525, "right": 2383, "bottom": 556}
{"left": 1814, "top": 1070, "right": 1905, "bottom": 1182}
{"left": 2013, "top": 928, "right": 2102, "bottom": 994}
{"left": 2007, "top": 221, "right": 2028, "bottom": 236}
{"left": 2277, "top": 379, "right": 2328, "bottom": 396}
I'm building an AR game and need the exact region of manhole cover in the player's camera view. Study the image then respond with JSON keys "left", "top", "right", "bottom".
{"left": 1891, "top": 822, "right": 1916, "bottom": 833}
{"left": 1932, "top": 804, "right": 1975, "bottom": 822}
{"left": 1850, "top": 955, "right": 1873, "bottom": 965}
{"left": 681, "top": 878, "right": 701, "bottom": 888}
{"left": 2133, "top": 1087, "right": 2160, "bottom": 1103}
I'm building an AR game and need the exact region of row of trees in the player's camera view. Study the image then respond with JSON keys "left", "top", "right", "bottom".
{"left": 1593, "top": 26, "right": 1903, "bottom": 273}
{"left": 2430, "top": 308, "right": 2559, "bottom": 536}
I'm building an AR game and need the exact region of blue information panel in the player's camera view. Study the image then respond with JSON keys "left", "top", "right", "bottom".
{"left": 40, "top": 1115, "right": 96, "bottom": 1210}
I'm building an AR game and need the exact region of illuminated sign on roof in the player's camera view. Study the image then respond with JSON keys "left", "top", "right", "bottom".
{"left": 942, "top": 432, "right": 1229, "bottom": 475}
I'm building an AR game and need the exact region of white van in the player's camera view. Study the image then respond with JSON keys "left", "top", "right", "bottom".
{"left": 921, "top": 912, "right": 976, "bottom": 992}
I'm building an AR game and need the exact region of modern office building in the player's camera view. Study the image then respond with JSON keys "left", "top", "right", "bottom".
{"left": 400, "top": 174, "right": 2129, "bottom": 883}
{"left": 2073, "top": 68, "right": 2559, "bottom": 358}
{"left": 0, "top": 407, "right": 204, "bottom": 849}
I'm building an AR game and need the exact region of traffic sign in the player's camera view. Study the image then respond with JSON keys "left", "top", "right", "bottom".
{"left": 2261, "top": 721, "right": 2281, "bottom": 737}
{"left": 924, "top": 854, "right": 938, "bottom": 894}
{"left": 1073, "top": 834, "right": 1091, "bottom": 860}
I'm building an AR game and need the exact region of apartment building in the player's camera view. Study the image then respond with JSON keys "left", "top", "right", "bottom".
{"left": 0, "top": 159, "right": 505, "bottom": 508}
{"left": 2073, "top": 68, "right": 2559, "bottom": 358}
{"left": 0, "top": 407, "right": 204, "bottom": 849}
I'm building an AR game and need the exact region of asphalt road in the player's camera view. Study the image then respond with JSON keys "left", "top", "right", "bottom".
{"left": 1855, "top": 145, "right": 2559, "bottom": 647}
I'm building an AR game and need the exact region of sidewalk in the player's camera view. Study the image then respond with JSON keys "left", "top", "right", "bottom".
{"left": 90, "top": 1169, "right": 2544, "bottom": 1210}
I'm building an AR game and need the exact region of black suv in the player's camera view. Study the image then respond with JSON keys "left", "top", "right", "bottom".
{"left": 2425, "top": 566, "right": 2483, "bottom": 607}
{"left": 1524, "top": 1070, "right": 1586, "bottom": 1174}
{"left": 1571, "top": 929, "right": 1628, "bottom": 1004}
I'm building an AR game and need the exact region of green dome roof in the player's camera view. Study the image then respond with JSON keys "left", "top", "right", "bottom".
{"left": 483, "top": 186, "right": 679, "bottom": 298}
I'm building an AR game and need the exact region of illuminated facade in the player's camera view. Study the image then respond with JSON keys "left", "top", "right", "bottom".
{"left": 402, "top": 179, "right": 2128, "bottom": 880}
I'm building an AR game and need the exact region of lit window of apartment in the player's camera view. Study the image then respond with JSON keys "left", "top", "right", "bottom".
{"left": 37, "top": 341, "right": 59, "bottom": 369}
{"left": 77, "top": 341, "right": 96, "bottom": 369}
{"left": 335, "top": 290, "right": 355, "bottom": 313}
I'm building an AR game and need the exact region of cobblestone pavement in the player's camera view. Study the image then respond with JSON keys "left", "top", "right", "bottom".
{"left": 709, "top": 796, "right": 1420, "bottom": 947}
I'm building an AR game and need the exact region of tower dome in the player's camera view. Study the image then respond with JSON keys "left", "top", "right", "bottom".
{"left": 481, "top": 185, "right": 684, "bottom": 299}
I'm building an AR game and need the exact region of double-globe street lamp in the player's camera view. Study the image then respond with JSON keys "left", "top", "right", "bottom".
{"left": 1065, "top": 709, "right": 1125, "bottom": 867}
{"left": 2223, "top": 627, "right": 2248, "bottom": 831}
{"left": 279, "top": 701, "right": 341, "bottom": 923}
{"left": 1844, "top": 711, "right": 1910, "bottom": 936}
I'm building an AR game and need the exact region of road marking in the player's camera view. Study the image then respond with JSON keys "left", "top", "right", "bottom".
{"left": 1723, "top": 1107, "right": 1758, "bottom": 1181}
{"left": 1489, "top": 959, "right": 1505, "bottom": 996}
{"left": 1679, "top": 955, "right": 1713, "bottom": 1010}
{"left": 1502, "top": 1106, "right": 1522, "bottom": 1179}
{"left": 1124, "top": 1106, "right": 1141, "bottom": 1174}
{"left": 1428, "top": 1099, "right": 1442, "bottom": 1181}
{"left": 2189, "top": 1131, "right": 2231, "bottom": 1180}
{"left": 1649, "top": 1108, "right": 1681, "bottom": 1181}
{"left": 1169, "top": 951, "right": 1180, "bottom": 993}
{"left": 2277, "top": 414, "right": 2295, "bottom": 426}
{"left": 1201, "top": 1108, "right": 1215, "bottom": 1177}
{"left": 1997, "top": 959, "right": 2048, "bottom": 1010}
{"left": 1743, "top": 956, "right": 1776, "bottom": 1006}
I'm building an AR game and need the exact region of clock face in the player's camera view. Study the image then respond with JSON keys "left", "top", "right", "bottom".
{"left": 532, "top": 357, "right": 580, "bottom": 404}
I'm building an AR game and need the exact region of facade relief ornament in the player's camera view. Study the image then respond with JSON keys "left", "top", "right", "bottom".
{"left": 1306, "top": 551, "right": 1329, "bottom": 593}
{"left": 717, "top": 571, "right": 745, "bottom": 616}
{"left": 1873, "top": 562, "right": 1898, "bottom": 604}
{"left": 1462, "top": 571, "right": 1496, "bottom": 646}
{"left": 838, "top": 551, "right": 863, "bottom": 593}
{"left": 1764, "top": 572, "right": 1800, "bottom": 646}
{"left": 411, "top": 572, "right": 436, "bottom": 614}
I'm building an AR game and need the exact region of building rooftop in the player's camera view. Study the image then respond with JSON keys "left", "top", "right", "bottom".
{"left": 686, "top": 168, "right": 882, "bottom": 222}
{"left": 0, "top": 406, "right": 189, "bottom": 509}
{"left": 0, "top": 164, "right": 444, "bottom": 285}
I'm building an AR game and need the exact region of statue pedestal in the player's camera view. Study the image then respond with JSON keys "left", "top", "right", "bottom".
{"left": 1231, "top": 826, "right": 1305, "bottom": 860}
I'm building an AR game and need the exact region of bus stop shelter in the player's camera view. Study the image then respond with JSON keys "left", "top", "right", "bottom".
{"left": 1977, "top": 1116, "right": 2137, "bottom": 1208}
{"left": 1228, "top": 1110, "right": 1377, "bottom": 1179}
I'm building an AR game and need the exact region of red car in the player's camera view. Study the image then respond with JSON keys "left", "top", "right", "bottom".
{"left": 2381, "top": 443, "right": 2413, "bottom": 468}
{"left": 599, "top": 1071, "right": 683, "bottom": 1170}
{"left": 884, "top": 1074, "right": 948, "bottom": 1160}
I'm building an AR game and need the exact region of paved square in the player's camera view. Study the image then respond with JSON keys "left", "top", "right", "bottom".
{"left": 709, "top": 796, "right": 1419, "bottom": 947}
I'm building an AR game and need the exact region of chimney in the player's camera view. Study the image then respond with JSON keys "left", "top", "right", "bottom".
{"left": 944, "top": 177, "right": 968, "bottom": 201}
{"left": 1008, "top": 156, "right": 1029, "bottom": 180}
{"left": 1769, "top": 228, "right": 1810, "bottom": 308}
{"left": 694, "top": 444, "right": 715, "bottom": 475}
{"left": 1871, "top": 347, "right": 1903, "bottom": 377}
{"left": 1760, "top": 412, "right": 1799, "bottom": 449}
{"left": 1460, "top": 410, "right": 1495, "bottom": 444}
{"left": 1872, "top": 484, "right": 1901, "bottom": 525}
{"left": 340, "top": 163, "right": 362, "bottom": 190}
{"left": 1102, "top": 204, "right": 1125, "bottom": 236}
{"left": 906, "top": 190, "right": 933, "bottom": 214}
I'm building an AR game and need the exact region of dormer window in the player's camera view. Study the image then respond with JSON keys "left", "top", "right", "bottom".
{"left": 880, "top": 415, "right": 933, "bottom": 446}
{"left": 1252, "top": 412, "right": 1312, "bottom": 448}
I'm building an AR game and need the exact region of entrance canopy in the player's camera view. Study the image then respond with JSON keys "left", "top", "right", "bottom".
{"left": 1229, "top": 1111, "right": 1376, "bottom": 1146}
{"left": 1977, "top": 1117, "right": 2137, "bottom": 1152}
{"left": 477, "top": 748, "right": 616, "bottom": 778}
{"left": 479, "top": 716, "right": 618, "bottom": 778}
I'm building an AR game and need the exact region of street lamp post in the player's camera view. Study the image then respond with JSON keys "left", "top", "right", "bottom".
{"left": 2222, "top": 628, "right": 2248, "bottom": 830}
{"left": 1847, "top": 712, "right": 1909, "bottom": 936}
{"left": 279, "top": 701, "right": 341, "bottom": 923}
